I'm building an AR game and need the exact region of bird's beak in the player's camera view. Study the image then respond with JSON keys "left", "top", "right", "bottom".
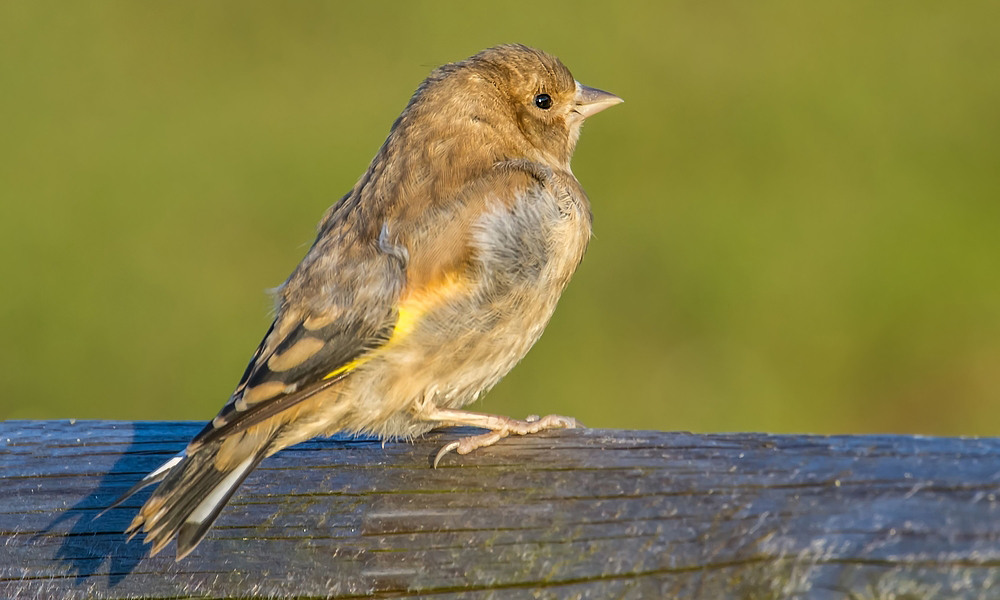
{"left": 573, "top": 82, "right": 623, "bottom": 119}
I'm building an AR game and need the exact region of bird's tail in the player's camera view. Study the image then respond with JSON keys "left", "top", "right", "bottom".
{"left": 107, "top": 432, "right": 276, "bottom": 560}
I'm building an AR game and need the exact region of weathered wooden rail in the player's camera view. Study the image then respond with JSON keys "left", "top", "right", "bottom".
{"left": 2, "top": 420, "right": 1000, "bottom": 599}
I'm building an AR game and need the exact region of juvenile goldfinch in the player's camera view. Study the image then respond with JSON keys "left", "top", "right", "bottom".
{"left": 110, "top": 44, "right": 622, "bottom": 560}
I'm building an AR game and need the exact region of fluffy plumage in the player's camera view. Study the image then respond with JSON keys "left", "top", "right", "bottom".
{"left": 110, "top": 44, "right": 622, "bottom": 560}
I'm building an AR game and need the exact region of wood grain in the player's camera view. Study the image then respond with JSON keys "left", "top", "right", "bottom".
{"left": 2, "top": 420, "right": 1000, "bottom": 599}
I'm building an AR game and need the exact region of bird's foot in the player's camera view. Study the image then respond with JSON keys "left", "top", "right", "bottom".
{"left": 429, "top": 411, "right": 582, "bottom": 468}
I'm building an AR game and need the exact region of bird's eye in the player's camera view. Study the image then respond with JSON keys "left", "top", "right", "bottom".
{"left": 534, "top": 93, "right": 552, "bottom": 110}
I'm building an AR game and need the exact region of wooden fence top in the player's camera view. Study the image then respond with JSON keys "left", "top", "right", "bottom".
{"left": 2, "top": 420, "right": 1000, "bottom": 599}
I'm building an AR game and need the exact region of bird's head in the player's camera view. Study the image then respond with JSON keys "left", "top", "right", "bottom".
{"left": 402, "top": 44, "right": 622, "bottom": 171}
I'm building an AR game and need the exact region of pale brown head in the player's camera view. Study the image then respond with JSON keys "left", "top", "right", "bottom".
{"left": 395, "top": 44, "right": 622, "bottom": 170}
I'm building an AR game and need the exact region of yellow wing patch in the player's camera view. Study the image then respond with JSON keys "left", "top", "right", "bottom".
{"left": 322, "top": 273, "right": 467, "bottom": 380}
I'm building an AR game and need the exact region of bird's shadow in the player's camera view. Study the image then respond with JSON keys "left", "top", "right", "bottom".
{"left": 39, "top": 422, "right": 189, "bottom": 587}
{"left": 37, "top": 423, "right": 409, "bottom": 588}
{"left": 36, "top": 423, "right": 476, "bottom": 588}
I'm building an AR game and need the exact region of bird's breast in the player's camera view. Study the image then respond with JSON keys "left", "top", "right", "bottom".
{"left": 411, "top": 181, "right": 589, "bottom": 392}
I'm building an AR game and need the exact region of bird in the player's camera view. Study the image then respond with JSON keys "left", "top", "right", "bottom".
{"left": 106, "top": 43, "right": 622, "bottom": 560}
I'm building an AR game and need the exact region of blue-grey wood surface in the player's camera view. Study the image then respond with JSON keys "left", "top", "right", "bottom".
{"left": 2, "top": 420, "right": 1000, "bottom": 599}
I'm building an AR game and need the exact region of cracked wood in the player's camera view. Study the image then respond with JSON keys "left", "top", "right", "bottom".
{"left": 2, "top": 421, "right": 1000, "bottom": 599}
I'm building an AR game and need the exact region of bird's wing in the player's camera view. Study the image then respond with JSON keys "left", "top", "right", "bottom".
{"left": 188, "top": 316, "right": 389, "bottom": 450}
{"left": 188, "top": 221, "right": 409, "bottom": 451}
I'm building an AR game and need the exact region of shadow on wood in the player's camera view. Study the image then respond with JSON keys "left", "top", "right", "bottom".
{"left": 2, "top": 420, "right": 1000, "bottom": 599}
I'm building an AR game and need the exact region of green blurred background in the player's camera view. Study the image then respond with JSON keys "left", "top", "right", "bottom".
{"left": 2, "top": 2, "right": 998, "bottom": 435}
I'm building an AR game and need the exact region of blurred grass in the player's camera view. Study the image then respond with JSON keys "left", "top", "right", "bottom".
{"left": 1, "top": 1, "right": 998, "bottom": 434}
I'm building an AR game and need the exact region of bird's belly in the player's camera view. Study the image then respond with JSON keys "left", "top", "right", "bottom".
{"left": 354, "top": 279, "right": 562, "bottom": 436}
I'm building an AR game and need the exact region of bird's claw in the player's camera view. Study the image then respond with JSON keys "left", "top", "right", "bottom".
{"left": 433, "top": 441, "right": 461, "bottom": 469}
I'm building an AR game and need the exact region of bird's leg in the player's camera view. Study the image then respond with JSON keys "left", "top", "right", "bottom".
{"left": 420, "top": 408, "right": 582, "bottom": 468}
